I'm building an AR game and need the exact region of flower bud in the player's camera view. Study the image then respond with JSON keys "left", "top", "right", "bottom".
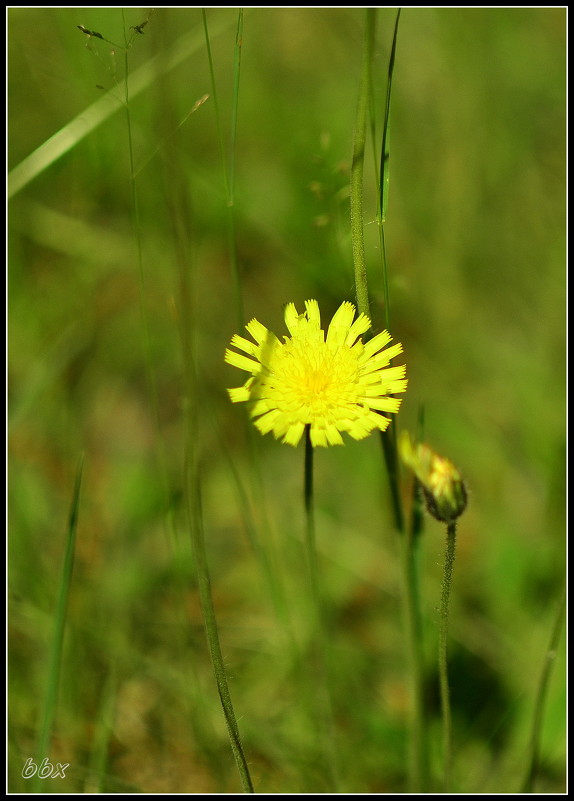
{"left": 399, "top": 431, "right": 467, "bottom": 522}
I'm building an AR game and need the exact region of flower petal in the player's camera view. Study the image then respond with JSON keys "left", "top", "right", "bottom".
{"left": 224, "top": 349, "right": 262, "bottom": 374}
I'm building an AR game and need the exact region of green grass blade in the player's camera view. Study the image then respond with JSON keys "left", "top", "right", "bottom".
{"left": 378, "top": 8, "right": 401, "bottom": 224}
{"left": 376, "top": 8, "right": 401, "bottom": 331}
{"left": 32, "top": 454, "right": 84, "bottom": 793}
{"left": 8, "top": 15, "right": 235, "bottom": 199}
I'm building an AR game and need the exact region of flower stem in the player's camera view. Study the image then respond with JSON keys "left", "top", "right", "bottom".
{"left": 303, "top": 426, "right": 339, "bottom": 789}
{"left": 400, "top": 479, "right": 429, "bottom": 792}
{"left": 438, "top": 521, "right": 457, "bottom": 792}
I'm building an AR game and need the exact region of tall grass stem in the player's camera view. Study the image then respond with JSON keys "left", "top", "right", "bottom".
{"left": 375, "top": 9, "right": 404, "bottom": 535}
{"left": 522, "top": 584, "right": 566, "bottom": 792}
{"left": 352, "top": 13, "right": 427, "bottom": 793}
{"left": 350, "top": 9, "right": 376, "bottom": 321}
{"left": 184, "top": 425, "right": 254, "bottom": 793}
{"left": 202, "top": 8, "right": 245, "bottom": 328}
{"left": 179, "top": 278, "right": 254, "bottom": 792}
{"left": 377, "top": 7, "right": 400, "bottom": 332}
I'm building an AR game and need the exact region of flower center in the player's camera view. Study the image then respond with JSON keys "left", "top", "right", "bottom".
{"left": 268, "top": 336, "right": 358, "bottom": 419}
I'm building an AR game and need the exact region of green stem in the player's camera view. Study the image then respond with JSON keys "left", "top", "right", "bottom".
{"left": 379, "top": 423, "right": 404, "bottom": 534}
{"left": 438, "top": 521, "right": 457, "bottom": 792}
{"left": 304, "top": 426, "right": 316, "bottom": 564}
{"left": 522, "top": 584, "right": 566, "bottom": 793}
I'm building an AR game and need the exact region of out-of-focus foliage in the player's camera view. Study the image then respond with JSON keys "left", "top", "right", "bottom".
{"left": 8, "top": 8, "right": 565, "bottom": 793}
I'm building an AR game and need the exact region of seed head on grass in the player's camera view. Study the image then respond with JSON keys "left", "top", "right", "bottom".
{"left": 225, "top": 299, "right": 407, "bottom": 447}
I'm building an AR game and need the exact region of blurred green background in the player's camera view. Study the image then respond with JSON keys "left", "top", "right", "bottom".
{"left": 8, "top": 7, "right": 566, "bottom": 794}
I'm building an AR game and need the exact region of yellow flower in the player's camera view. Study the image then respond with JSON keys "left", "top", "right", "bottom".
{"left": 399, "top": 431, "right": 467, "bottom": 522}
{"left": 225, "top": 299, "right": 407, "bottom": 447}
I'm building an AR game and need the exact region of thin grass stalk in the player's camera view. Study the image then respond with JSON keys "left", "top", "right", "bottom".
{"left": 227, "top": 10, "right": 245, "bottom": 327}
{"left": 358, "top": 10, "right": 427, "bottom": 788}
{"left": 229, "top": 9, "right": 244, "bottom": 205}
{"left": 122, "top": 16, "right": 150, "bottom": 389}
{"left": 204, "top": 10, "right": 289, "bottom": 655}
{"left": 8, "top": 15, "right": 236, "bottom": 199}
{"left": 352, "top": 9, "right": 404, "bottom": 532}
{"left": 121, "top": 19, "right": 197, "bottom": 659}
{"left": 352, "top": 11, "right": 427, "bottom": 793}
{"left": 202, "top": 8, "right": 244, "bottom": 328}
{"left": 522, "top": 584, "right": 566, "bottom": 793}
{"left": 184, "top": 421, "right": 254, "bottom": 793}
{"left": 377, "top": 7, "right": 400, "bottom": 335}
{"left": 438, "top": 521, "right": 457, "bottom": 792}
{"left": 148, "top": 17, "right": 252, "bottom": 786}
{"left": 376, "top": 7, "right": 404, "bottom": 535}
{"left": 157, "top": 101, "right": 253, "bottom": 801}
{"left": 120, "top": 11, "right": 176, "bottom": 528}
{"left": 202, "top": 8, "right": 226, "bottom": 179}
{"left": 350, "top": 8, "right": 376, "bottom": 321}
{"left": 32, "top": 455, "right": 84, "bottom": 793}
{"left": 177, "top": 241, "right": 254, "bottom": 792}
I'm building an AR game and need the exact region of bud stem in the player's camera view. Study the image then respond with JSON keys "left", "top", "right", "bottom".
{"left": 439, "top": 520, "right": 457, "bottom": 791}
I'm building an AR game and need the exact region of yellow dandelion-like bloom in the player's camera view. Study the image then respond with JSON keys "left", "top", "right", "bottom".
{"left": 224, "top": 299, "right": 408, "bottom": 447}
{"left": 399, "top": 431, "right": 467, "bottom": 522}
